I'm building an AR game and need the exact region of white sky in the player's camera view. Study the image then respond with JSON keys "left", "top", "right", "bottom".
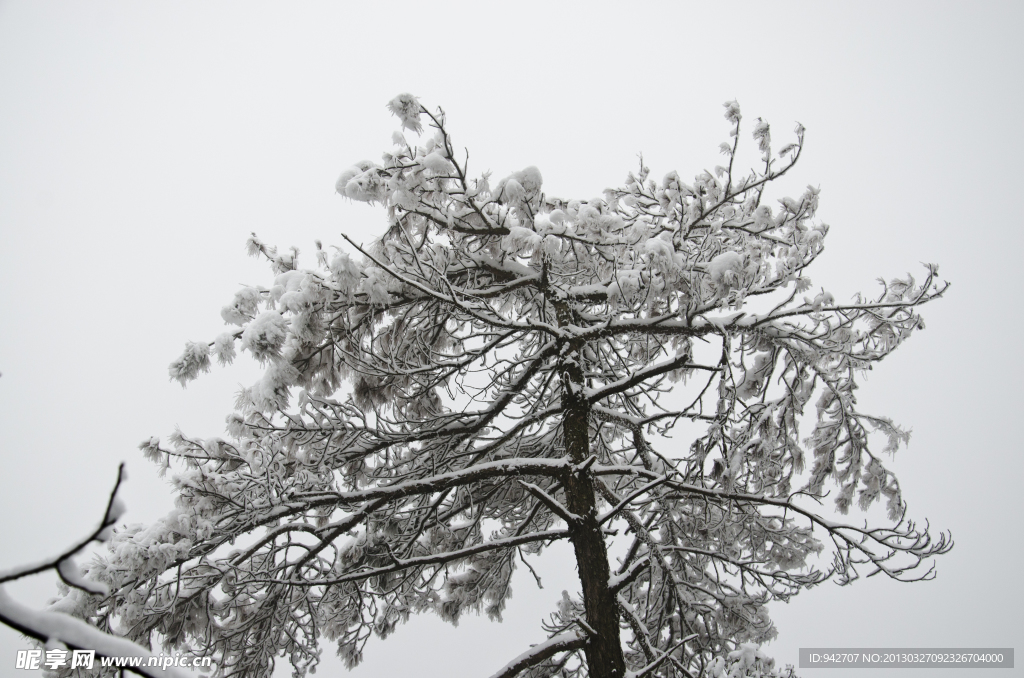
{"left": 0, "top": 2, "right": 1021, "bottom": 677}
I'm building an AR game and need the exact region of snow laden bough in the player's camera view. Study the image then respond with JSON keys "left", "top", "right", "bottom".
{"left": 60, "top": 95, "right": 949, "bottom": 678}
{"left": 0, "top": 466, "right": 191, "bottom": 678}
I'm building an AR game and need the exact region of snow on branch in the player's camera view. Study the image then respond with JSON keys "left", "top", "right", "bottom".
{"left": 487, "top": 630, "right": 587, "bottom": 678}
{"left": 0, "top": 464, "right": 126, "bottom": 591}
{"left": 0, "top": 589, "right": 189, "bottom": 678}
{"left": 0, "top": 465, "right": 190, "bottom": 678}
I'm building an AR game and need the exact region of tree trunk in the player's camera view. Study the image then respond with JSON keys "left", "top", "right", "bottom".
{"left": 561, "top": 350, "right": 626, "bottom": 678}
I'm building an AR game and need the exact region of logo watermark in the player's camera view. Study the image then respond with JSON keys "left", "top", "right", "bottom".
{"left": 15, "top": 649, "right": 213, "bottom": 671}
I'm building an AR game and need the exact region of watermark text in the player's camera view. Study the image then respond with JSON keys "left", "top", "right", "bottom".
{"left": 16, "top": 649, "right": 213, "bottom": 671}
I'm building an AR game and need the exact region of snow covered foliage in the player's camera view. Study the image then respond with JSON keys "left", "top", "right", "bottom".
{"left": 66, "top": 96, "right": 948, "bottom": 678}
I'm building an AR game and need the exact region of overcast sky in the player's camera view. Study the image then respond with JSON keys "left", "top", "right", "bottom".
{"left": 1, "top": 2, "right": 1021, "bottom": 676}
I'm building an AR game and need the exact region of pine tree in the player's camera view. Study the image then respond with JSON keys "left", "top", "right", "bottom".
{"left": 53, "top": 95, "right": 949, "bottom": 678}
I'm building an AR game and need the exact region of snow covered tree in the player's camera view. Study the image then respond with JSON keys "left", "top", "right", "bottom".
{"left": 54, "top": 95, "right": 949, "bottom": 678}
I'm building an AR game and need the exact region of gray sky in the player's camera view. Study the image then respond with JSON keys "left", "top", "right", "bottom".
{"left": 1, "top": 2, "right": 1021, "bottom": 676}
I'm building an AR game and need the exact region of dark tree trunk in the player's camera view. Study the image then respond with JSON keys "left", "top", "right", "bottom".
{"left": 560, "top": 342, "right": 626, "bottom": 678}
